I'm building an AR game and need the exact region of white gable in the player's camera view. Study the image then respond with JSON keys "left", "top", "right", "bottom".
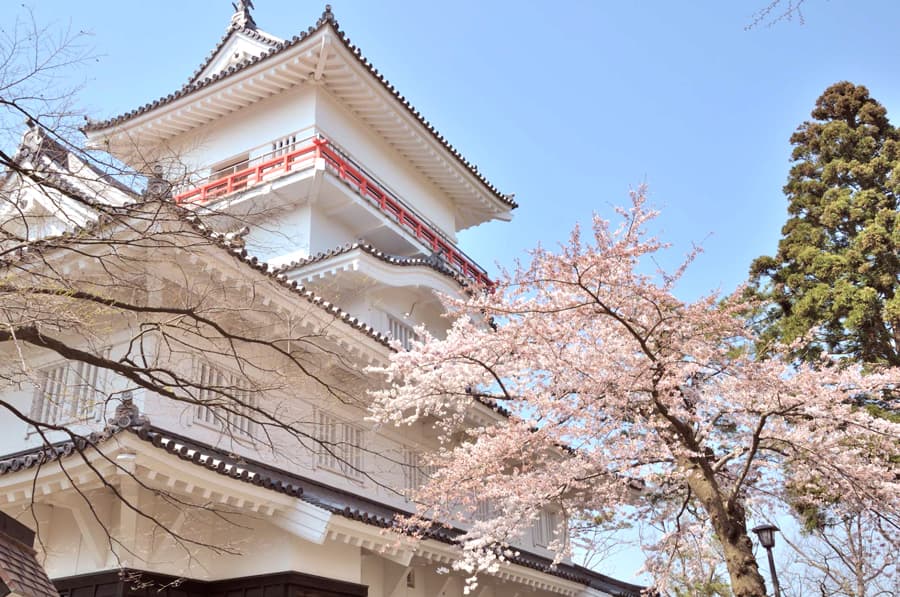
{"left": 193, "top": 29, "right": 283, "bottom": 84}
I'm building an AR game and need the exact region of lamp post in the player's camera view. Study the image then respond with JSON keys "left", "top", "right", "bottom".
{"left": 752, "top": 524, "right": 782, "bottom": 597}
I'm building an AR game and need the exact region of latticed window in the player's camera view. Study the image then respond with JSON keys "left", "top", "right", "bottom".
{"left": 387, "top": 315, "right": 417, "bottom": 350}
{"left": 31, "top": 360, "right": 105, "bottom": 425}
{"left": 475, "top": 498, "right": 494, "bottom": 522}
{"left": 315, "top": 411, "right": 364, "bottom": 479}
{"left": 402, "top": 449, "right": 438, "bottom": 493}
{"left": 402, "top": 449, "right": 420, "bottom": 493}
{"left": 193, "top": 363, "right": 257, "bottom": 437}
{"left": 532, "top": 507, "right": 563, "bottom": 548}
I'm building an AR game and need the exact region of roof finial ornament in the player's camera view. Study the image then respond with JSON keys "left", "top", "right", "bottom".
{"left": 109, "top": 394, "right": 149, "bottom": 429}
{"left": 230, "top": 0, "right": 257, "bottom": 30}
{"left": 318, "top": 4, "right": 336, "bottom": 26}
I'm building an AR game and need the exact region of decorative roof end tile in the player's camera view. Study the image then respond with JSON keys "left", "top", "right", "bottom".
{"left": 230, "top": 0, "right": 257, "bottom": 31}
{"left": 318, "top": 4, "right": 336, "bottom": 27}
{"left": 109, "top": 397, "right": 149, "bottom": 429}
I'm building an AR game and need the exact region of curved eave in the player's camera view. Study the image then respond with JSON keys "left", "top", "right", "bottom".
{"left": 84, "top": 18, "right": 515, "bottom": 229}
{"left": 182, "top": 214, "right": 396, "bottom": 358}
{"left": 281, "top": 246, "right": 467, "bottom": 298}
{"left": 323, "top": 37, "right": 514, "bottom": 230}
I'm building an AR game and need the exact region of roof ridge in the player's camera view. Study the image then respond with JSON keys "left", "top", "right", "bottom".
{"left": 185, "top": 26, "right": 281, "bottom": 87}
{"left": 179, "top": 212, "right": 393, "bottom": 349}
{"left": 229, "top": 0, "right": 257, "bottom": 31}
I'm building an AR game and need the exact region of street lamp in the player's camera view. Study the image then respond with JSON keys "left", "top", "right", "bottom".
{"left": 752, "top": 523, "right": 782, "bottom": 597}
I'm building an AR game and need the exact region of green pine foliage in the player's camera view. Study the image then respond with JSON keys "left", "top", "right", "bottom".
{"left": 749, "top": 81, "right": 900, "bottom": 368}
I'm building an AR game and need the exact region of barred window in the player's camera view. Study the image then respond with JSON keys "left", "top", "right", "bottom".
{"left": 31, "top": 360, "right": 105, "bottom": 425}
{"left": 402, "top": 449, "right": 438, "bottom": 493}
{"left": 532, "top": 507, "right": 563, "bottom": 548}
{"left": 475, "top": 498, "right": 494, "bottom": 522}
{"left": 315, "top": 411, "right": 364, "bottom": 479}
{"left": 387, "top": 315, "right": 418, "bottom": 351}
{"left": 193, "top": 363, "right": 257, "bottom": 437}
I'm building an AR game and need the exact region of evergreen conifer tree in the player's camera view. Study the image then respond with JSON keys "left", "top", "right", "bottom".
{"left": 749, "top": 81, "right": 900, "bottom": 367}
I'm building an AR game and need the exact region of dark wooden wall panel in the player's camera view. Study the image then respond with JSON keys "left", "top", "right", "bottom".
{"left": 55, "top": 570, "right": 367, "bottom": 597}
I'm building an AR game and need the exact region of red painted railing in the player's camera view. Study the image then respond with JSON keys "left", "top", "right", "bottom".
{"left": 174, "top": 137, "right": 492, "bottom": 286}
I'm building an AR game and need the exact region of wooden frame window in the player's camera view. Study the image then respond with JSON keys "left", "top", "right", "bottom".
{"left": 193, "top": 363, "right": 257, "bottom": 437}
{"left": 315, "top": 411, "right": 364, "bottom": 479}
{"left": 31, "top": 358, "right": 106, "bottom": 425}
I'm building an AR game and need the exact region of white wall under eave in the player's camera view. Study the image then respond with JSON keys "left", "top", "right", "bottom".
{"left": 162, "top": 84, "right": 318, "bottom": 184}
{"left": 27, "top": 483, "right": 364, "bottom": 585}
{"left": 309, "top": 202, "right": 359, "bottom": 254}
{"left": 369, "top": 286, "right": 451, "bottom": 340}
{"left": 244, "top": 202, "right": 312, "bottom": 264}
{"left": 315, "top": 91, "right": 459, "bottom": 241}
{"left": 40, "top": 506, "right": 93, "bottom": 577}
{"left": 148, "top": 513, "right": 364, "bottom": 584}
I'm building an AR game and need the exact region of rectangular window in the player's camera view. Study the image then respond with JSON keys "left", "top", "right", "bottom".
{"left": 193, "top": 363, "right": 257, "bottom": 437}
{"left": 31, "top": 360, "right": 105, "bottom": 425}
{"left": 402, "top": 449, "right": 438, "bottom": 494}
{"left": 475, "top": 498, "right": 494, "bottom": 522}
{"left": 387, "top": 315, "right": 418, "bottom": 351}
{"left": 532, "top": 508, "right": 563, "bottom": 548}
{"left": 208, "top": 153, "right": 249, "bottom": 181}
{"left": 315, "top": 411, "right": 364, "bottom": 479}
{"left": 402, "top": 449, "right": 420, "bottom": 493}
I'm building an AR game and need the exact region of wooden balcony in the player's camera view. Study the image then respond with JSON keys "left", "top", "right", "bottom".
{"left": 175, "top": 135, "right": 492, "bottom": 286}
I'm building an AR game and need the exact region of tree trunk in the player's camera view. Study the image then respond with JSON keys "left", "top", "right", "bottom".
{"left": 716, "top": 520, "right": 769, "bottom": 597}
{"left": 687, "top": 468, "right": 769, "bottom": 597}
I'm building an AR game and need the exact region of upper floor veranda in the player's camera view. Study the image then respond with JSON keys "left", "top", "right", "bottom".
{"left": 169, "top": 125, "right": 493, "bottom": 288}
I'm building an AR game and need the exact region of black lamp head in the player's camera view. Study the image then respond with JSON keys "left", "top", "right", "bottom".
{"left": 752, "top": 523, "right": 779, "bottom": 549}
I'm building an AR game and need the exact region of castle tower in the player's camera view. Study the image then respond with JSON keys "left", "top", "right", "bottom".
{"left": 84, "top": 3, "right": 516, "bottom": 346}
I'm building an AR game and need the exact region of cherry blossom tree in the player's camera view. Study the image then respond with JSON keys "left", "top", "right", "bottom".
{"left": 370, "top": 189, "right": 900, "bottom": 596}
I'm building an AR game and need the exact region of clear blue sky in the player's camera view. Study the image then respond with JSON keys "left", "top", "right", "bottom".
{"left": 10, "top": 0, "right": 897, "bottom": 581}
{"left": 15, "top": 0, "right": 900, "bottom": 301}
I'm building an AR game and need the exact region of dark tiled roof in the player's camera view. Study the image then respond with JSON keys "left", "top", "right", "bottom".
{"left": 185, "top": 23, "right": 280, "bottom": 87}
{"left": 0, "top": 428, "right": 121, "bottom": 476}
{"left": 179, "top": 212, "right": 393, "bottom": 349}
{"left": 272, "top": 241, "right": 468, "bottom": 286}
{"left": 83, "top": 6, "right": 517, "bottom": 210}
{"left": 0, "top": 534, "right": 59, "bottom": 597}
{"left": 131, "top": 426, "right": 402, "bottom": 524}
{"left": 81, "top": 10, "right": 329, "bottom": 132}
{"left": 0, "top": 424, "right": 643, "bottom": 595}
{"left": 130, "top": 426, "right": 642, "bottom": 595}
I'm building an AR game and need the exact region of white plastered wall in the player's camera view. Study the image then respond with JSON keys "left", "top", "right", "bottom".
{"left": 160, "top": 85, "right": 318, "bottom": 185}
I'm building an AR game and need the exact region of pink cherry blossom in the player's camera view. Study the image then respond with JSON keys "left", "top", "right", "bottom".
{"left": 369, "top": 188, "right": 900, "bottom": 597}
